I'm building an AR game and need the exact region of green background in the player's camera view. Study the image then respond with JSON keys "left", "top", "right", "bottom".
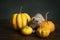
{"left": 0, "top": 0, "right": 60, "bottom": 21}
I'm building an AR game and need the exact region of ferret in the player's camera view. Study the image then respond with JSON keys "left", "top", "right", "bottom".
{"left": 28, "top": 13, "right": 45, "bottom": 29}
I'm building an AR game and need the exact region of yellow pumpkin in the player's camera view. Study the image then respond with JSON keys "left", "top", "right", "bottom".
{"left": 36, "top": 28, "right": 50, "bottom": 37}
{"left": 21, "top": 26, "right": 33, "bottom": 35}
{"left": 39, "top": 21, "right": 55, "bottom": 32}
{"left": 10, "top": 13, "right": 31, "bottom": 30}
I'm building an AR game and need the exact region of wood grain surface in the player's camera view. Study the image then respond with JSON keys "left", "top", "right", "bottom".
{"left": 0, "top": 19, "right": 60, "bottom": 40}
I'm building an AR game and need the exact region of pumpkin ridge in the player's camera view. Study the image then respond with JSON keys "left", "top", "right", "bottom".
{"left": 17, "top": 14, "right": 22, "bottom": 29}
{"left": 21, "top": 14, "right": 23, "bottom": 28}
{"left": 24, "top": 13, "right": 31, "bottom": 22}
{"left": 16, "top": 14, "right": 19, "bottom": 29}
{"left": 12, "top": 14, "right": 17, "bottom": 29}
{"left": 22, "top": 13, "right": 27, "bottom": 27}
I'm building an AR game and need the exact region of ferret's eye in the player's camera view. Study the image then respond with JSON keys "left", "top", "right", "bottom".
{"left": 32, "top": 18, "right": 35, "bottom": 21}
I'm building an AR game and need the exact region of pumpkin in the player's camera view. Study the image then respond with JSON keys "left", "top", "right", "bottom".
{"left": 21, "top": 26, "right": 33, "bottom": 35}
{"left": 38, "top": 12, "right": 55, "bottom": 32}
{"left": 40, "top": 21, "right": 55, "bottom": 33}
{"left": 10, "top": 7, "right": 31, "bottom": 30}
{"left": 36, "top": 28, "right": 50, "bottom": 37}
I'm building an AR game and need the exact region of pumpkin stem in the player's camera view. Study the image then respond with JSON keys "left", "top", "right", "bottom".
{"left": 20, "top": 6, "right": 23, "bottom": 13}
{"left": 45, "top": 12, "right": 49, "bottom": 21}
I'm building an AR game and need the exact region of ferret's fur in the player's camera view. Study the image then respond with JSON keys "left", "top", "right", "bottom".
{"left": 28, "top": 13, "right": 45, "bottom": 29}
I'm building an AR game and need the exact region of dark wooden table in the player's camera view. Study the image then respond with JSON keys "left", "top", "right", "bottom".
{"left": 0, "top": 19, "right": 60, "bottom": 40}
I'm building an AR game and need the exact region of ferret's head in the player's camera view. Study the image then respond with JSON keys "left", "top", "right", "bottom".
{"left": 31, "top": 13, "right": 45, "bottom": 24}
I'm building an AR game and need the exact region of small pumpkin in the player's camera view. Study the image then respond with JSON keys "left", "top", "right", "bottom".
{"left": 21, "top": 26, "right": 33, "bottom": 35}
{"left": 38, "top": 12, "right": 55, "bottom": 32}
{"left": 40, "top": 21, "right": 55, "bottom": 33}
{"left": 36, "top": 28, "right": 50, "bottom": 37}
{"left": 10, "top": 7, "right": 31, "bottom": 30}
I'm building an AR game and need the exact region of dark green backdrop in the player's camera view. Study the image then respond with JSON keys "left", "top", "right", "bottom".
{"left": 0, "top": 0, "right": 60, "bottom": 21}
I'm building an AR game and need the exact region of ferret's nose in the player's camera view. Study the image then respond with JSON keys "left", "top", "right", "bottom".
{"left": 36, "top": 20, "right": 38, "bottom": 22}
